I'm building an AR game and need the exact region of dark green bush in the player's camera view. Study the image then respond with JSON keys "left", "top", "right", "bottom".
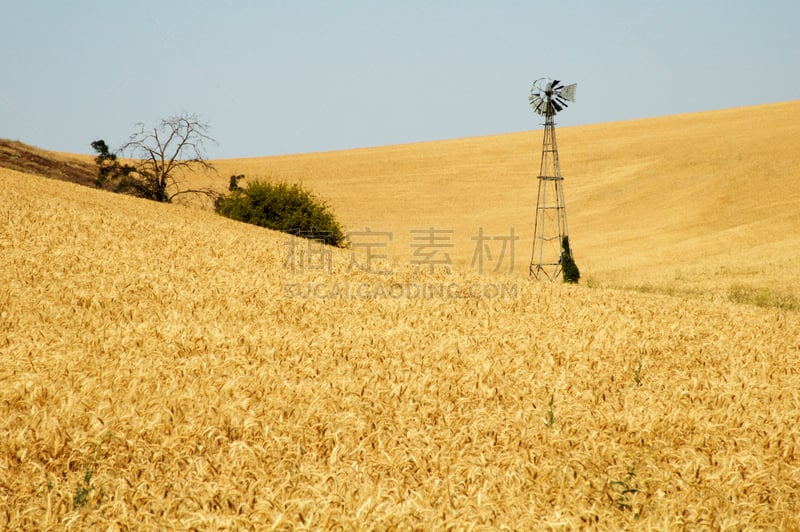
{"left": 215, "top": 176, "right": 346, "bottom": 247}
{"left": 90, "top": 139, "right": 153, "bottom": 198}
{"left": 561, "top": 236, "right": 580, "bottom": 284}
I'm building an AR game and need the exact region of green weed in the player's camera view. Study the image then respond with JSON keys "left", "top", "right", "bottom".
{"left": 544, "top": 391, "right": 556, "bottom": 428}
{"left": 633, "top": 356, "right": 643, "bottom": 386}
{"left": 73, "top": 468, "right": 95, "bottom": 509}
{"left": 609, "top": 463, "right": 641, "bottom": 515}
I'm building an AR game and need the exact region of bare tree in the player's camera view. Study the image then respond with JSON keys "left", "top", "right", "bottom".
{"left": 93, "top": 112, "right": 218, "bottom": 203}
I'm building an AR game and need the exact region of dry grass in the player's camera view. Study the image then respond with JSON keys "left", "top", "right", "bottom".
{"left": 2, "top": 157, "right": 800, "bottom": 528}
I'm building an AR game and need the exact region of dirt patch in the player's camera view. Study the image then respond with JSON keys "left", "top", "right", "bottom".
{"left": 0, "top": 139, "right": 97, "bottom": 187}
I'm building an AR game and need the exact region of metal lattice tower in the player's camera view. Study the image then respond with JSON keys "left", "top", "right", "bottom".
{"left": 528, "top": 78, "right": 577, "bottom": 281}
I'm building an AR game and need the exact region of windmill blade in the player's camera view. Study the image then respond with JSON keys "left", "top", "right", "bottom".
{"left": 556, "top": 83, "right": 577, "bottom": 102}
{"left": 529, "top": 77, "right": 575, "bottom": 116}
{"left": 529, "top": 90, "right": 547, "bottom": 114}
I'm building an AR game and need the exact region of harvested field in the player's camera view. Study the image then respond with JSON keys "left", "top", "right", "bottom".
{"left": 0, "top": 139, "right": 96, "bottom": 187}
{"left": 2, "top": 161, "right": 800, "bottom": 528}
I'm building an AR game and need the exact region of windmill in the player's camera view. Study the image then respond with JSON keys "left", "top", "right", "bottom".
{"left": 528, "top": 77, "right": 578, "bottom": 281}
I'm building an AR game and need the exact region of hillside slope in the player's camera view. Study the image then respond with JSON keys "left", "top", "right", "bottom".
{"left": 209, "top": 100, "right": 800, "bottom": 301}
{"left": 2, "top": 168, "right": 799, "bottom": 528}
{"left": 0, "top": 139, "right": 96, "bottom": 187}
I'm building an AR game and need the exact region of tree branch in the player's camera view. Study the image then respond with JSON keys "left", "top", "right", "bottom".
{"left": 109, "top": 112, "right": 217, "bottom": 203}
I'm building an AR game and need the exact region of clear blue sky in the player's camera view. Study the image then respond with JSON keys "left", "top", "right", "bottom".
{"left": 1, "top": 1, "right": 797, "bottom": 159}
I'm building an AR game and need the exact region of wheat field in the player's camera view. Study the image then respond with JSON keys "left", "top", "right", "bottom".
{"left": 2, "top": 101, "right": 800, "bottom": 529}
{"left": 206, "top": 100, "right": 800, "bottom": 303}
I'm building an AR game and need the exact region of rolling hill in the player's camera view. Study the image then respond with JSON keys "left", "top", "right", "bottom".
{"left": 1, "top": 101, "right": 799, "bottom": 528}
{"left": 208, "top": 100, "right": 800, "bottom": 303}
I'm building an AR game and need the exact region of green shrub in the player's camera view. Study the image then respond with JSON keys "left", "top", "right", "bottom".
{"left": 561, "top": 236, "right": 580, "bottom": 284}
{"left": 215, "top": 176, "right": 346, "bottom": 247}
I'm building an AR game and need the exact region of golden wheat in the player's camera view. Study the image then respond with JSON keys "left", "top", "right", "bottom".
{"left": 2, "top": 165, "right": 799, "bottom": 528}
